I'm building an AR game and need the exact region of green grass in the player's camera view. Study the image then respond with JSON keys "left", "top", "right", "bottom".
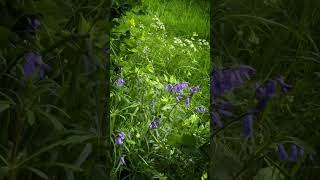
{"left": 141, "top": 0, "right": 209, "bottom": 39}
{"left": 111, "top": 0, "right": 210, "bottom": 179}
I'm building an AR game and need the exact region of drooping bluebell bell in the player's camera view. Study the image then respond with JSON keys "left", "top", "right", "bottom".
{"left": 299, "top": 146, "right": 304, "bottom": 158}
{"left": 211, "top": 65, "right": 256, "bottom": 97}
{"left": 115, "top": 132, "right": 126, "bottom": 145}
{"left": 176, "top": 94, "right": 184, "bottom": 103}
{"left": 171, "top": 82, "right": 189, "bottom": 93}
{"left": 115, "top": 137, "right": 124, "bottom": 145}
{"left": 277, "top": 144, "right": 288, "bottom": 161}
{"left": 254, "top": 80, "right": 277, "bottom": 112}
{"left": 289, "top": 144, "right": 298, "bottom": 162}
{"left": 24, "top": 52, "right": 51, "bottom": 79}
{"left": 211, "top": 112, "right": 223, "bottom": 128}
{"left": 117, "top": 78, "right": 125, "bottom": 86}
{"left": 216, "top": 101, "right": 233, "bottom": 117}
{"left": 150, "top": 117, "right": 160, "bottom": 129}
{"left": 196, "top": 107, "right": 206, "bottom": 113}
{"left": 30, "top": 19, "right": 41, "bottom": 31}
{"left": 276, "top": 76, "right": 292, "bottom": 93}
{"left": 190, "top": 85, "right": 201, "bottom": 97}
{"left": 242, "top": 113, "right": 253, "bottom": 139}
{"left": 166, "top": 84, "right": 174, "bottom": 92}
{"left": 185, "top": 96, "right": 190, "bottom": 105}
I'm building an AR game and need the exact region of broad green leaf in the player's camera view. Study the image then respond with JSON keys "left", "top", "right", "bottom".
{"left": 26, "top": 110, "right": 35, "bottom": 126}
{"left": 0, "top": 103, "right": 10, "bottom": 113}
{"left": 254, "top": 167, "right": 284, "bottom": 180}
{"left": 79, "top": 14, "right": 91, "bottom": 34}
{"left": 74, "top": 143, "right": 92, "bottom": 167}
{"left": 26, "top": 167, "right": 48, "bottom": 179}
{"left": 37, "top": 110, "right": 64, "bottom": 131}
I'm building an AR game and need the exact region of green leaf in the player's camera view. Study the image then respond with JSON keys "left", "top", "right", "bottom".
{"left": 0, "top": 26, "right": 12, "bottom": 48}
{"left": 180, "top": 134, "right": 197, "bottom": 147}
{"left": 79, "top": 14, "right": 91, "bottom": 34}
{"left": 74, "top": 143, "right": 92, "bottom": 167}
{"left": 254, "top": 167, "right": 284, "bottom": 180}
{"left": 27, "top": 110, "right": 36, "bottom": 126}
{"left": 0, "top": 101, "right": 10, "bottom": 113}
{"left": 37, "top": 110, "right": 64, "bottom": 131}
{"left": 126, "top": 140, "right": 136, "bottom": 145}
{"left": 26, "top": 167, "right": 48, "bottom": 179}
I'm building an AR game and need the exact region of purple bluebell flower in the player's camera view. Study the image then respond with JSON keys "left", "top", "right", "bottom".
{"left": 117, "top": 78, "right": 125, "bottom": 86}
{"left": 216, "top": 101, "right": 233, "bottom": 117}
{"left": 119, "top": 156, "right": 126, "bottom": 166}
{"left": 118, "top": 132, "right": 126, "bottom": 140}
{"left": 242, "top": 113, "right": 253, "bottom": 139}
{"left": 289, "top": 144, "right": 298, "bottom": 162}
{"left": 30, "top": 19, "right": 41, "bottom": 30}
{"left": 115, "top": 137, "right": 124, "bottom": 145}
{"left": 299, "top": 146, "right": 304, "bottom": 158}
{"left": 185, "top": 96, "right": 190, "bottom": 105}
{"left": 211, "top": 65, "right": 255, "bottom": 97}
{"left": 171, "top": 82, "right": 189, "bottom": 93}
{"left": 196, "top": 107, "right": 206, "bottom": 113}
{"left": 211, "top": 112, "right": 223, "bottom": 128}
{"left": 166, "top": 84, "right": 174, "bottom": 92}
{"left": 277, "top": 144, "right": 288, "bottom": 161}
{"left": 24, "top": 52, "right": 50, "bottom": 79}
{"left": 190, "top": 85, "right": 201, "bottom": 97}
{"left": 150, "top": 117, "right": 160, "bottom": 129}
{"left": 254, "top": 80, "right": 277, "bottom": 112}
{"left": 115, "top": 132, "right": 126, "bottom": 145}
{"left": 176, "top": 94, "right": 184, "bottom": 103}
{"left": 276, "top": 76, "right": 292, "bottom": 93}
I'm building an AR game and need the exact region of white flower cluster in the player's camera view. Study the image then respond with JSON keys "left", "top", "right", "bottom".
{"left": 198, "top": 39, "right": 209, "bottom": 46}
{"left": 151, "top": 16, "right": 165, "bottom": 30}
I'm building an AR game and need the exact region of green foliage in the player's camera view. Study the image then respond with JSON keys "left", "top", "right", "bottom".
{"left": 211, "top": 0, "right": 320, "bottom": 179}
{"left": 111, "top": 0, "right": 210, "bottom": 179}
{"left": 0, "top": 0, "right": 111, "bottom": 179}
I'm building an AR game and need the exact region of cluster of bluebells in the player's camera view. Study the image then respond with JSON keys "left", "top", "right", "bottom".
{"left": 210, "top": 64, "right": 292, "bottom": 139}
{"left": 114, "top": 132, "right": 126, "bottom": 145}
{"left": 24, "top": 52, "right": 51, "bottom": 80}
{"left": 277, "top": 144, "right": 304, "bottom": 162}
{"left": 165, "top": 82, "right": 201, "bottom": 105}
